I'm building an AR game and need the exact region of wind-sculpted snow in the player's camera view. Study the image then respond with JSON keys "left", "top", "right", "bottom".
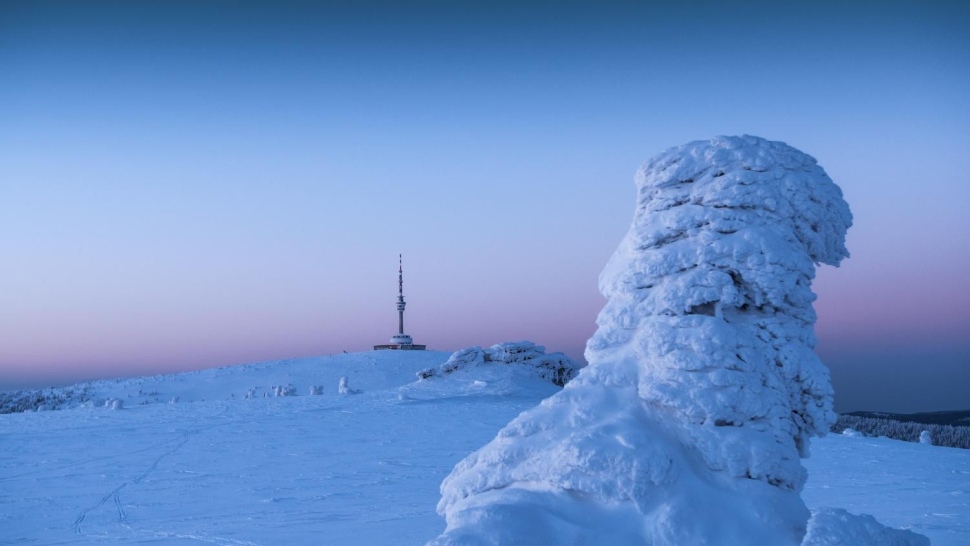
{"left": 433, "top": 136, "right": 921, "bottom": 544}
{"left": 417, "top": 342, "right": 581, "bottom": 387}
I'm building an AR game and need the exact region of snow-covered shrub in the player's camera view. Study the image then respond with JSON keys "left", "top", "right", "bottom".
{"left": 417, "top": 342, "right": 581, "bottom": 386}
{"left": 919, "top": 430, "right": 932, "bottom": 445}
{"left": 109, "top": 399, "right": 123, "bottom": 410}
{"left": 803, "top": 508, "right": 929, "bottom": 546}
{"left": 309, "top": 385, "right": 324, "bottom": 395}
{"left": 338, "top": 377, "right": 360, "bottom": 395}
{"left": 842, "top": 428, "right": 862, "bottom": 438}
{"left": 273, "top": 385, "right": 297, "bottom": 397}
{"left": 432, "top": 136, "right": 877, "bottom": 544}
{"left": 0, "top": 385, "right": 93, "bottom": 414}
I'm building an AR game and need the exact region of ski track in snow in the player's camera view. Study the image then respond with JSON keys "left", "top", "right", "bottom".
{"left": 71, "top": 406, "right": 239, "bottom": 543}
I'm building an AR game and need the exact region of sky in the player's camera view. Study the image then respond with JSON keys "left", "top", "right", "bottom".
{"left": 1, "top": 1, "right": 968, "bottom": 413}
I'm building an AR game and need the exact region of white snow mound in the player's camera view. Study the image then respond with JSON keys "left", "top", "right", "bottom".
{"left": 433, "top": 136, "right": 919, "bottom": 544}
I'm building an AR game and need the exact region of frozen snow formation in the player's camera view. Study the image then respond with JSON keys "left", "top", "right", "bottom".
{"left": 338, "top": 376, "right": 360, "bottom": 395}
{"left": 309, "top": 385, "right": 325, "bottom": 396}
{"left": 919, "top": 430, "right": 933, "bottom": 445}
{"left": 273, "top": 385, "right": 297, "bottom": 397}
{"left": 802, "top": 508, "right": 929, "bottom": 546}
{"left": 417, "top": 342, "right": 581, "bottom": 387}
{"left": 432, "top": 136, "right": 921, "bottom": 544}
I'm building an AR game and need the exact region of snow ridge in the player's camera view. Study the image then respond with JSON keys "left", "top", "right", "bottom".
{"left": 430, "top": 136, "right": 912, "bottom": 544}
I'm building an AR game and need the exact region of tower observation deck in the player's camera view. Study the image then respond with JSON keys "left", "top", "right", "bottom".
{"left": 374, "top": 255, "right": 426, "bottom": 351}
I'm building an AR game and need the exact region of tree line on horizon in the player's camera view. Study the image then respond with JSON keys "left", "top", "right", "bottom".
{"left": 833, "top": 414, "right": 970, "bottom": 449}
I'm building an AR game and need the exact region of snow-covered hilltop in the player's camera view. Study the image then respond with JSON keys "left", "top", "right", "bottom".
{"left": 432, "top": 136, "right": 926, "bottom": 545}
{"left": 0, "top": 350, "right": 454, "bottom": 414}
{"left": 0, "top": 342, "right": 581, "bottom": 415}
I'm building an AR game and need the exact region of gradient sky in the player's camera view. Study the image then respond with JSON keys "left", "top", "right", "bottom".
{"left": 1, "top": 1, "right": 968, "bottom": 413}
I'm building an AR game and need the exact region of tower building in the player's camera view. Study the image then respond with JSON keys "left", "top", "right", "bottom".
{"left": 374, "top": 255, "right": 427, "bottom": 351}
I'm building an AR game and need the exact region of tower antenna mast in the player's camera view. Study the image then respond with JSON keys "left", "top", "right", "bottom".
{"left": 373, "top": 254, "right": 426, "bottom": 351}
{"left": 397, "top": 254, "right": 405, "bottom": 335}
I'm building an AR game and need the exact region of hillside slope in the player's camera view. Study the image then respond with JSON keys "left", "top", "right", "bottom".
{"left": 0, "top": 350, "right": 455, "bottom": 413}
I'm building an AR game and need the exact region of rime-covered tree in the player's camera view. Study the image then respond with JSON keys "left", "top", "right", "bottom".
{"left": 432, "top": 136, "right": 924, "bottom": 544}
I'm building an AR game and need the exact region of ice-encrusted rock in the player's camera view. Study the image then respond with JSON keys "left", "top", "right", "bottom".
{"left": 417, "top": 347, "right": 485, "bottom": 380}
{"left": 417, "top": 342, "right": 581, "bottom": 387}
{"left": 432, "top": 136, "right": 893, "bottom": 544}
{"left": 803, "top": 508, "right": 929, "bottom": 546}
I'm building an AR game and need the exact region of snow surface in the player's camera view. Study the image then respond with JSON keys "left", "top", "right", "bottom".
{"left": 803, "top": 434, "right": 969, "bottom": 545}
{"left": 0, "top": 351, "right": 967, "bottom": 544}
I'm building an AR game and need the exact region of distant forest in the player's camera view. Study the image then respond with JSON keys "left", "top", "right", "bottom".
{"left": 833, "top": 412, "right": 970, "bottom": 450}
{"left": 845, "top": 409, "right": 970, "bottom": 427}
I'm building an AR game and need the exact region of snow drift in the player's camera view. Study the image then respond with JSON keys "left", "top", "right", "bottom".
{"left": 432, "top": 136, "right": 924, "bottom": 544}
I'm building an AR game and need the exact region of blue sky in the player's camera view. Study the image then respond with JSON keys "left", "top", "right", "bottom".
{"left": 1, "top": 1, "right": 968, "bottom": 412}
